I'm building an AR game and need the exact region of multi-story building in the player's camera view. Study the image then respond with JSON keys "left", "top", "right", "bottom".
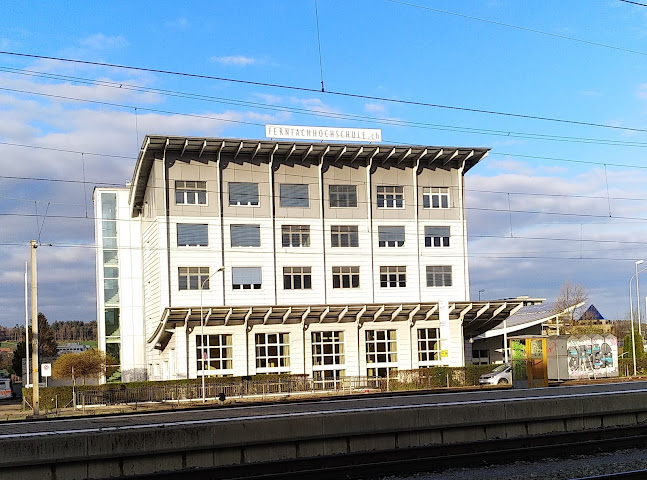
{"left": 94, "top": 134, "right": 529, "bottom": 383}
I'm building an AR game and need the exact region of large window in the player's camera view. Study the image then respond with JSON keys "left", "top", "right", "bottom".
{"left": 418, "top": 328, "right": 441, "bottom": 366}
{"left": 232, "top": 267, "right": 262, "bottom": 290}
{"left": 178, "top": 267, "right": 209, "bottom": 290}
{"left": 378, "top": 226, "right": 405, "bottom": 247}
{"left": 281, "top": 225, "right": 310, "bottom": 247}
{"left": 280, "top": 184, "right": 309, "bottom": 208}
{"left": 423, "top": 187, "right": 449, "bottom": 209}
{"left": 104, "top": 267, "right": 119, "bottom": 304}
{"left": 312, "top": 331, "right": 345, "bottom": 389}
{"left": 366, "top": 329, "right": 398, "bottom": 378}
{"left": 331, "top": 225, "right": 358, "bottom": 247}
{"left": 230, "top": 224, "right": 261, "bottom": 247}
{"left": 255, "top": 333, "right": 290, "bottom": 372}
{"left": 329, "top": 185, "right": 357, "bottom": 208}
{"left": 175, "top": 180, "right": 207, "bottom": 205}
{"left": 426, "top": 266, "right": 452, "bottom": 287}
{"left": 424, "top": 226, "right": 450, "bottom": 248}
{"left": 177, "top": 223, "right": 208, "bottom": 247}
{"left": 380, "top": 266, "right": 406, "bottom": 288}
{"left": 376, "top": 186, "right": 404, "bottom": 209}
{"left": 229, "top": 182, "right": 259, "bottom": 206}
{"left": 283, "top": 267, "right": 312, "bottom": 290}
{"left": 197, "top": 334, "right": 233, "bottom": 374}
{"left": 105, "top": 308, "right": 120, "bottom": 337}
{"left": 332, "top": 266, "right": 360, "bottom": 289}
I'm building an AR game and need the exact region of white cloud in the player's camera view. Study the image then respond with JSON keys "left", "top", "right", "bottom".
{"left": 79, "top": 34, "right": 129, "bottom": 51}
{"left": 165, "top": 18, "right": 190, "bottom": 29}
{"left": 210, "top": 55, "right": 256, "bottom": 66}
{"left": 365, "top": 103, "right": 386, "bottom": 114}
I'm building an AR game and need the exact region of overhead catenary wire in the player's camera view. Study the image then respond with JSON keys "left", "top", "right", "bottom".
{"left": 387, "top": 0, "right": 647, "bottom": 57}
{"left": 6, "top": 78, "right": 647, "bottom": 149}
{"left": 4, "top": 50, "right": 647, "bottom": 135}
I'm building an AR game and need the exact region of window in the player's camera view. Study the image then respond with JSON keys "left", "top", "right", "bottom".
{"left": 329, "top": 185, "right": 357, "bottom": 208}
{"left": 380, "top": 266, "right": 406, "bottom": 288}
{"left": 197, "top": 334, "right": 233, "bottom": 373}
{"left": 425, "top": 226, "right": 450, "bottom": 247}
{"left": 177, "top": 224, "right": 208, "bottom": 247}
{"left": 104, "top": 266, "right": 119, "bottom": 304}
{"left": 255, "top": 333, "right": 290, "bottom": 372}
{"left": 105, "top": 308, "right": 120, "bottom": 337}
{"left": 232, "top": 267, "right": 262, "bottom": 290}
{"left": 175, "top": 180, "right": 207, "bottom": 205}
{"left": 418, "top": 328, "right": 441, "bottom": 365}
{"left": 332, "top": 266, "right": 360, "bottom": 288}
{"left": 281, "top": 225, "right": 310, "bottom": 247}
{"left": 178, "top": 267, "right": 210, "bottom": 290}
{"left": 229, "top": 182, "right": 259, "bottom": 206}
{"left": 472, "top": 349, "right": 490, "bottom": 365}
{"left": 426, "top": 265, "right": 452, "bottom": 287}
{"left": 312, "top": 330, "right": 345, "bottom": 389}
{"left": 280, "top": 184, "right": 309, "bottom": 208}
{"left": 366, "top": 329, "right": 397, "bottom": 378}
{"left": 378, "top": 226, "right": 405, "bottom": 247}
{"left": 331, "top": 225, "right": 358, "bottom": 247}
{"left": 423, "top": 187, "right": 449, "bottom": 209}
{"left": 283, "top": 267, "right": 312, "bottom": 290}
{"left": 230, "top": 224, "right": 261, "bottom": 247}
{"left": 376, "top": 186, "right": 404, "bottom": 209}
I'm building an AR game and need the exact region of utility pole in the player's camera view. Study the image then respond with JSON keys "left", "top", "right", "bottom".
{"left": 30, "top": 240, "right": 39, "bottom": 416}
{"left": 24, "top": 260, "right": 29, "bottom": 387}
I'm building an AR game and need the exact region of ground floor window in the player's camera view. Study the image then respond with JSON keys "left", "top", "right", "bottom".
{"left": 366, "top": 329, "right": 397, "bottom": 378}
{"left": 255, "top": 333, "right": 290, "bottom": 373}
{"left": 472, "top": 349, "right": 490, "bottom": 365}
{"left": 313, "top": 370, "right": 346, "bottom": 389}
{"left": 197, "top": 334, "right": 233, "bottom": 375}
{"left": 312, "top": 331, "right": 345, "bottom": 388}
{"left": 417, "top": 328, "right": 441, "bottom": 366}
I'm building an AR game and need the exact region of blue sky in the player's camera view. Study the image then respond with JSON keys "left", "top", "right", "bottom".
{"left": 2, "top": 1, "right": 647, "bottom": 326}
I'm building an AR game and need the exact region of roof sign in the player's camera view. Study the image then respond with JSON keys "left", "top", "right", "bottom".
{"left": 266, "top": 124, "right": 382, "bottom": 143}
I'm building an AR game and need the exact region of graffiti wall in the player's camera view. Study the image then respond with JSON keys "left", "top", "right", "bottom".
{"left": 547, "top": 334, "right": 618, "bottom": 380}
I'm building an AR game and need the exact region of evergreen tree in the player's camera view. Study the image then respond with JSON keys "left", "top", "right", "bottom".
{"left": 623, "top": 330, "right": 645, "bottom": 359}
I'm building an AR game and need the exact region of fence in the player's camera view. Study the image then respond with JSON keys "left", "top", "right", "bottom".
{"left": 73, "top": 367, "right": 491, "bottom": 408}
{"left": 75, "top": 376, "right": 388, "bottom": 407}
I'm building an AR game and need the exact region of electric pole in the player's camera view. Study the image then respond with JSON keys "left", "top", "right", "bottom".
{"left": 30, "top": 240, "right": 39, "bottom": 416}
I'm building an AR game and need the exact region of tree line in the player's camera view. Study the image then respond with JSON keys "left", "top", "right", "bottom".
{"left": 0, "top": 319, "right": 96, "bottom": 343}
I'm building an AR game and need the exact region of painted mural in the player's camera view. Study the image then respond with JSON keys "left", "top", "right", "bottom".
{"left": 565, "top": 334, "right": 618, "bottom": 379}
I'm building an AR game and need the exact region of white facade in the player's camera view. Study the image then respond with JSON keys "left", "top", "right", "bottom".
{"left": 94, "top": 135, "right": 506, "bottom": 383}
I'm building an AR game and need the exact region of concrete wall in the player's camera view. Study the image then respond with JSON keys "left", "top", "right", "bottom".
{"left": 5, "top": 389, "right": 647, "bottom": 479}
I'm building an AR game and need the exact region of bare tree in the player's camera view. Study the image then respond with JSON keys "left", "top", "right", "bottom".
{"left": 553, "top": 281, "right": 589, "bottom": 334}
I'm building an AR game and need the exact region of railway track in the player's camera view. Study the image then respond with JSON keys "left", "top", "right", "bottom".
{"left": 115, "top": 423, "right": 647, "bottom": 480}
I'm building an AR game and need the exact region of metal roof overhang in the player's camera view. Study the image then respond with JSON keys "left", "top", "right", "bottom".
{"left": 475, "top": 301, "right": 586, "bottom": 340}
{"left": 148, "top": 300, "right": 531, "bottom": 350}
{"left": 129, "top": 135, "right": 490, "bottom": 217}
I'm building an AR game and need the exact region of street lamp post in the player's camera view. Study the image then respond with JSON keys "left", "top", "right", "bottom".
{"left": 629, "top": 276, "right": 637, "bottom": 377}
{"left": 478, "top": 289, "right": 485, "bottom": 301}
{"left": 200, "top": 266, "right": 224, "bottom": 403}
{"left": 629, "top": 262, "right": 646, "bottom": 377}
{"left": 637, "top": 260, "right": 644, "bottom": 338}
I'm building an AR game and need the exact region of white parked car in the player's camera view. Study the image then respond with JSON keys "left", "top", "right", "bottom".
{"left": 479, "top": 364, "right": 512, "bottom": 385}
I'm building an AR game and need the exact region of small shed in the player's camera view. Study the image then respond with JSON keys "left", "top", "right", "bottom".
{"left": 509, "top": 335, "right": 549, "bottom": 388}
{"left": 546, "top": 334, "right": 618, "bottom": 380}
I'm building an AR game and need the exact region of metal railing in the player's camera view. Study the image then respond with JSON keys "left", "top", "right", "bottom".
{"left": 75, "top": 376, "right": 385, "bottom": 407}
